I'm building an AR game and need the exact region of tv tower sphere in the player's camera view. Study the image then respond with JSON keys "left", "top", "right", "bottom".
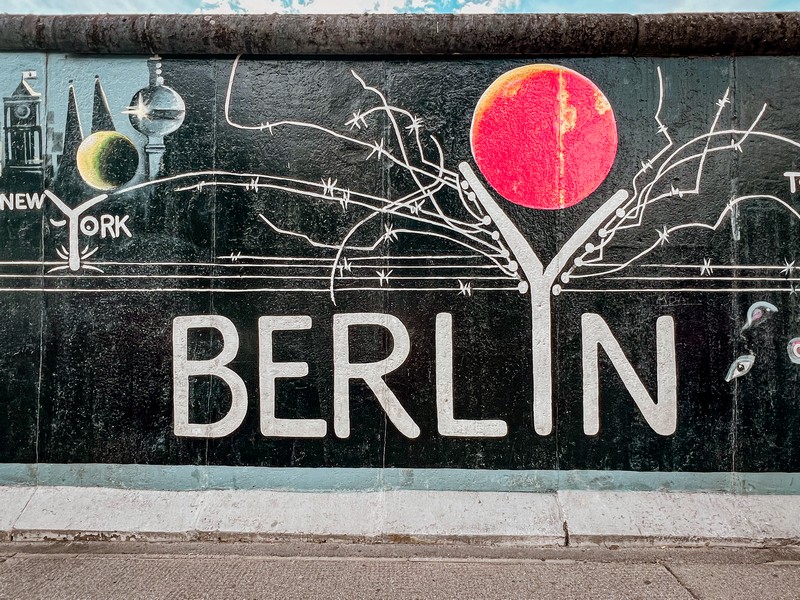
{"left": 126, "top": 61, "right": 185, "bottom": 138}
{"left": 124, "top": 57, "right": 186, "bottom": 180}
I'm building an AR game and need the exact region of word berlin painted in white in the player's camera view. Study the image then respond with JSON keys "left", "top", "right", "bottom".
{"left": 170, "top": 164, "right": 678, "bottom": 441}
{"left": 171, "top": 311, "right": 677, "bottom": 440}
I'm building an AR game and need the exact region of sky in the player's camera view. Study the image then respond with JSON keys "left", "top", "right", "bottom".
{"left": 2, "top": 0, "right": 799, "bottom": 14}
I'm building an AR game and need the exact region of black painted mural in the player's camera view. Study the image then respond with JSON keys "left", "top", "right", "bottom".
{"left": 1, "top": 54, "right": 800, "bottom": 474}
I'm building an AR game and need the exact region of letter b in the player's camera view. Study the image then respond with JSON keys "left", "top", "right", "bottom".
{"left": 173, "top": 315, "right": 248, "bottom": 438}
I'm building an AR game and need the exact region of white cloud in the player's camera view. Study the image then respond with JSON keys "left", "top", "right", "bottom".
{"left": 296, "top": 0, "right": 407, "bottom": 13}
{"left": 663, "top": 0, "right": 769, "bottom": 10}
{"left": 196, "top": 0, "right": 284, "bottom": 13}
{"left": 196, "top": 0, "right": 437, "bottom": 13}
{"left": 511, "top": 0, "right": 772, "bottom": 12}
{"left": 195, "top": 0, "right": 235, "bottom": 12}
{"left": 3, "top": 0, "right": 198, "bottom": 14}
{"left": 454, "top": 0, "right": 519, "bottom": 13}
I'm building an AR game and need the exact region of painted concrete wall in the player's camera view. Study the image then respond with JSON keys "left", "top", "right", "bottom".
{"left": 1, "top": 15, "right": 800, "bottom": 493}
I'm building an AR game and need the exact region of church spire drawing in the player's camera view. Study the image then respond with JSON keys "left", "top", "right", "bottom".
{"left": 52, "top": 80, "right": 89, "bottom": 197}
{"left": 91, "top": 76, "right": 115, "bottom": 134}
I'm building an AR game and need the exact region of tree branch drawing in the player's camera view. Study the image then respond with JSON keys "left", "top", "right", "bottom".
{"left": 561, "top": 67, "right": 800, "bottom": 293}
{"left": 169, "top": 55, "right": 526, "bottom": 302}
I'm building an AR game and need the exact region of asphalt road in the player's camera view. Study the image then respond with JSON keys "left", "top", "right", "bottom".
{"left": 1, "top": 541, "right": 799, "bottom": 599}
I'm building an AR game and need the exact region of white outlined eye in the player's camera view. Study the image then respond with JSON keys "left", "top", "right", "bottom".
{"left": 741, "top": 301, "right": 778, "bottom": 333}
{"left": 725, "top": 354, "right": 755, "bottom": 382}
{"left": 788, "top": 338, "right": 800, "bottom": 365}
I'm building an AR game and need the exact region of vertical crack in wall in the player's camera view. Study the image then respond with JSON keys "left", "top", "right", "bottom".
{"left": 381, "top": 61, "right": 391, "bottom": 490}
{"left": 203, "top": 58, "right": 221, "bottom": 489}
{"left": 729, "top": 55, "right": 739, "bottom": 489}
{"left": 554, "top": 491, "right": 569, "bottom": 546}
{"left": 33, "top": 52, "right": 50, "bottom": 481}
{"left": 380, "top": 60, "right": 392, "bottom": 537}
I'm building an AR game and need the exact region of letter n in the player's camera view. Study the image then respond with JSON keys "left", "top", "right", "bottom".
{"left": 581, "top": 313, "right": 677, "bottom": 436}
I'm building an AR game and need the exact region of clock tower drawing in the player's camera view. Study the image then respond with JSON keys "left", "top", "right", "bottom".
{"left": 2, "top": 72, "right": 44, "bottom": 184}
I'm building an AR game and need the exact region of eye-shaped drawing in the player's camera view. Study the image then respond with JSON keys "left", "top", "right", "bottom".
{"left": 741, "top": 301, "right": 779, "bottom": 333}
{"left": 788, "top": 338, "right": 800, "bottom": 365}
{"left": 725, "top": 354, "right": 756, "bottom": 382}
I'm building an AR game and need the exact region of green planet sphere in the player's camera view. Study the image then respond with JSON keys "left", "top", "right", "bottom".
{"left": 76, "top": 131, "right": 139, "bottom": 190}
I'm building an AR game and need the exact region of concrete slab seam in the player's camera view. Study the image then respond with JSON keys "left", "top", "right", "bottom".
{"left": 554, "top": 491, "right": 569, "bottom": 546}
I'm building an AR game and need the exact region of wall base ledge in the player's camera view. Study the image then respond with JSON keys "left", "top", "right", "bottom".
{"left": 2, "top": 485, "right": 800, "bottom": 547}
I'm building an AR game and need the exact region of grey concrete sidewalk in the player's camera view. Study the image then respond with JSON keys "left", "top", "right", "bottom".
{"left": 1, "top": 542, "right": 799, "bottom": 599}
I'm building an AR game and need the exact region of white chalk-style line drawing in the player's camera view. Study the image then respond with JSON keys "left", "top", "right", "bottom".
{"left": 212, "top": 56, "right": 521, "bottom": 302}
{"left": 20, "top": 56, "right": 529, "bottom": 300}
{"left": 725, "top": 354, "right": 756, "bottom": 382}
{"left": 3, "top": 61, "right": 800, "bottom": 309}
{"left": 16, "top": 62, "right": 794, "bottom": 291}
{"left": 553, "top": 67, "right": 800, "bottom": 293}
{"left": 741, "top": 301, "right": 778, "bottom": 334}
{"left": 7, "top": 75, "right": 798, "bottom": 287}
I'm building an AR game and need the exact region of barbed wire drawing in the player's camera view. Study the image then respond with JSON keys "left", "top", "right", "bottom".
{"left": 557, "top": 67, "right": 800, "bottom": 295}
{"left": 2, "top": 60, "right": 800, "bottom": 307}
{"left": 208, "top": 55, "right": 527, "bottom": 302}
{"left": 9, "top": 56, "right": 530, "bottom": 302}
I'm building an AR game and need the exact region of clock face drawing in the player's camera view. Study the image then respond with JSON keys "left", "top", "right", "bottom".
{"left": 13, "top": 104, "right": 30, "bottom": 119}
{"left": 10, "top": 102, "right": 34, "bottom": 126}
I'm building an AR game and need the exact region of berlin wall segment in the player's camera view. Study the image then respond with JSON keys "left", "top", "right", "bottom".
{"left": 0, "top": 46, "right": 799, "bottom": 483}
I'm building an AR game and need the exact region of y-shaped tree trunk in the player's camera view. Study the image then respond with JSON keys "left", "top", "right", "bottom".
{"left": 459, "top": 163, "right": 628, "bottom": 435}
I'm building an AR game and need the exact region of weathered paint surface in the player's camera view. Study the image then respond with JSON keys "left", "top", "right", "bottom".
{"left": 1, "top": 53, "right": 800, "bottom": 488}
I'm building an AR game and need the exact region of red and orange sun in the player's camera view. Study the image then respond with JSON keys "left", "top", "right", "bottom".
{"left": 471, "top": 65, "right": 618, "bottom": 210}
